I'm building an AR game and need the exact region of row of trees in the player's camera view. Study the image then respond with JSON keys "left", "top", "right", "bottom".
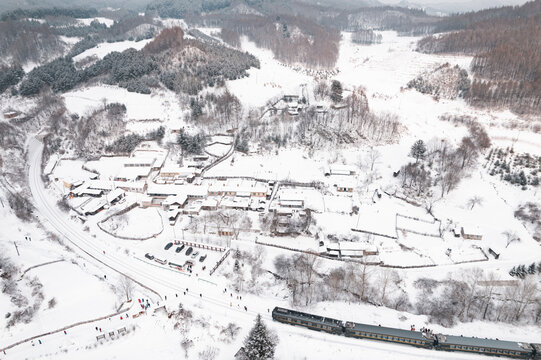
{"left": 407, "top": 63, "right": 470, "bottom": 100}
{"left": 1, "top": 7, "right": 98, "bottom": 21}
{"left": 105, "top": 126, "right": 165, "bottom": 154}
{"left": 351, "top": 29, "right": 382, "bottom": 45}
{"left": 0, "top": 20, "right": 64, "bottom": 64}
{"left": 509, "top": 262, "right": 541, "bottom": 279}
{"left": 218, "top": 14, "right": 340, "bottom": 69}
{"left": 0, "top": 64, "right": 24, "bottom": 94}
{"left": 270, "top": 252, "right": 541, "bottom": 326}
{"left": 18, "top": 25, "right": 255, "bottom": 98}
{"left": 177, "top": 130, "right": 207, "bottom": 155}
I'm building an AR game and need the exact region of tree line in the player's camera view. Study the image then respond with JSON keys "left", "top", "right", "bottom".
{"left": 16, "top": 26, "right": 259, "bottom": 96}
{"left": 189, "top": 13, "right": 340, "bottom": 69}
{"left": 417, "top": 3, "right": 541, "bottom": 113}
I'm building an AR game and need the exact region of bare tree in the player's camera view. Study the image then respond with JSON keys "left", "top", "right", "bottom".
{"left": 457, "top": 136, "right": 478, "bottom": 169}
{"left": 502, "top": 230, "right": 520, "bottom": 248}
{"left": 314, "top": 79, "right": 329, "bottom": 101}
{"left": 466, "top": 196, "right": 483, "bottom": 210}
{"left": 198, "top": 346, "right": 218, "bottom": 360}
{"left": 117, "top": 276, "right": 135, "bottom": 302}
{"left": 367, "top": 147, "right": 381, "bottom": 171}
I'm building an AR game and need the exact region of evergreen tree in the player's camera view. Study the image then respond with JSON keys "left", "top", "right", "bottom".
{"left": 410, "top": 140, "right": 427, "bottom": 163}
{"left": 243, "top": 314, "right": 277, "bottom": 360}
{"left": 528, "top": 262, "right": 536, "bottom": 275}
{"left": 330, "top": 80, "right": 343, "bottom": 103}
{"left": 517, "top": 264, "right": 527, "bottom": 279}
{"left": 509, "top": 266, "right": 516, "bottom": 277}
{"left": 537, "top": 262, "right": 541, "bottom": 274}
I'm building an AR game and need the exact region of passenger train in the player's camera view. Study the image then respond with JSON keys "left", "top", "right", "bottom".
{"left": 272, "top": 307, "right": 541, "bottom": 359}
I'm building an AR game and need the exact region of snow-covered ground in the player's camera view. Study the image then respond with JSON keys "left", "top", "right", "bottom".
{"left": 62, "top": 86, "right": 185, "bottom": 125}
{"left": 73, "top": 39, "right": 152, "bottom": 62}
{"left": 76, "top": 17, "right": 115, "bottom": 27}
{"left": 2, "top": 25, "right": 541, "bottom": 360}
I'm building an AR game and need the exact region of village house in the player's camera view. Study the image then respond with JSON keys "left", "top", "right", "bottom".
{"left": 3, "top": 110, "right": 19, "bottom": 119}
{"left": 114, "top": 181, "right": 147, "bottom": 193}
{"left": 334, "top": 177, "right": 356, "bottom": 193}
{"left": 162, "top": 194, "right": 188, "bottom": 210}
{"left": 159, "top": 166, "right": 197, "bottom": 183}
{"left": 80, "top": 198, "right": 107, "bottom": 216}
{"left": 325, "top": 164, "right": 357, "bottom": 176}
{"left": 114, "top": 166, "right": 152, "bottom": 182}
{"left": 326, "top": 242, "right": 379, "bottom": 258}
{"left": 201, "top": 198, "right": 219, "bottom": 211}
{"left": 208, "top": 180, "right": 268, "bottom": 198}
{"left": 147, "top": 183, "right": 207, "bottom": 199}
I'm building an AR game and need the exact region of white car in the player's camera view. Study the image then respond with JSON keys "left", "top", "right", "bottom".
{"left": 191, "top": 251, "right": 199, "bottom": 259}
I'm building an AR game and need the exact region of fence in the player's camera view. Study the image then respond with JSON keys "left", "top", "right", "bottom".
{"left": 351, "top": 228, "right": 397, "bottom": 240}
{"left": 176, "top": 240, "right": 227, "bottom": 253}
{"left": 395, "top": 213, "right": 442, "bottom": 238}
{"left": 209, "top": 249, "right": 231, "bottom": 276}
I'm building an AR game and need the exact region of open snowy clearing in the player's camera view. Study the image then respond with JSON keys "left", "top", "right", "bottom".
{"left": 73, "top": 39, "right": 152, "bottom": 62}
{"left": 62, "top": 85, "right": 185, "bottom": 124}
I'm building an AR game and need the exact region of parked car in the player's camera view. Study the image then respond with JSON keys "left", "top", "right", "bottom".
{"left": 199, "top": 254, "right": 207, "bottom": 262}
{"left": 145, "top": 253, "right": 154, "bottom": 260}
{"left": 191, "top": 251, "right": 199, "bottom": 259}
{"left": 164, "top": 242, "right": 173, "bottom": 250}
{"left": 175, "top": 244, "right": 185, "bottom": 253}
{"left": 185, "top": 247, "right": 193, "bottom": 256}
{"left": 154, "top": 258, "right": 167, "bottom": 265}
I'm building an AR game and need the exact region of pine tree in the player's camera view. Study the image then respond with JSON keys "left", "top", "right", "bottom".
{"left": 243, "top": 314, "right": 277, "bottom": 360}
{"left": 509, "top": 266, "right": 516, "bottom": 277}
{"left": 410, "top": 140, "right": 427, "bottom": 163}
{"left": 517, "top": 264, "right": 527, "bottom": 279}
{"left": 537, "top": 262, "right": 541, "bottom": 274}
{"left": 330, "top": 80, "right": 343, "bottom": 103}
{"left": 528, "top": 262, "right": 536, "bottom": 275}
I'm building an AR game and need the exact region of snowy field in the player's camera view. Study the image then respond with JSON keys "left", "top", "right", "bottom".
{"left": 76, "top": 17, "right": 115, "bottom": 27}
{"left": 63, "top": 86, "right": 185, "bottom": 125}
{"left": 73, "top": 39, "right": 152, "bottom": 62}
{"left": 2, "top": 23, "right": 541, "bottom": 360}
{"left": 100, "top": 208, "right": 163, "bottom": 239}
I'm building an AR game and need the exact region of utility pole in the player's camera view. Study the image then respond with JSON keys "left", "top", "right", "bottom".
{"left": 13, "top": 241, "right": 20, "bottom": 256}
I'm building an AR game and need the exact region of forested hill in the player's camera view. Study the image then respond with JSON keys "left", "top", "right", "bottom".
{"left": 416, "top": 0, "right": 541, "bottom": 114}
{"left": 427, "top": 0, "right": 541, "bottom": 33}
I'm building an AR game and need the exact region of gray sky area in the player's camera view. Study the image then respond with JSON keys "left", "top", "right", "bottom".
{"left": 379, "top": 0, "right": 529, "bottom": 4}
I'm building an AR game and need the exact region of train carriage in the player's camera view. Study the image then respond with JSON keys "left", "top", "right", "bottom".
{"left": 344, "top": 322, "right": 434, "bottom": 349}
{"left": 271, "top": 307, "right": 537, "bottom": 359}
{"left": 435, "top": 334, "right": 533, "bottom": 359}
{"left": 271, "top": 307, "right": 344, "bottom": 335}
